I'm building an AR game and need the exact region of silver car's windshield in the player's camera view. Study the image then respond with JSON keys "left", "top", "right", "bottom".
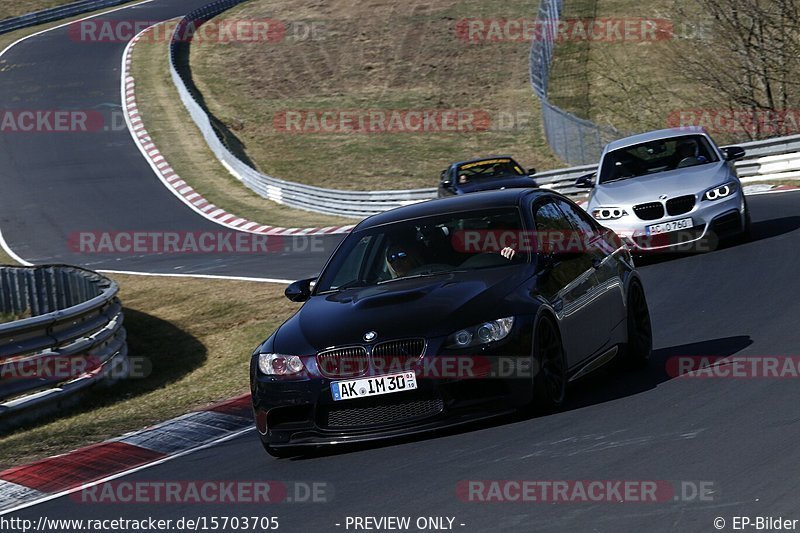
{"left": 315, "top": 208, "right": 528, "bottom": 293}
{"left": 598, "top": 134, "right": 719, "bottom": 184}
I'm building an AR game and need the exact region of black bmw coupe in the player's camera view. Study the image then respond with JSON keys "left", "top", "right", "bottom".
{"left": 250, "top": 189, "right": 651, "bottom": 456}
{"left": 437, "top": 156, "right": 537, "bottom": 197}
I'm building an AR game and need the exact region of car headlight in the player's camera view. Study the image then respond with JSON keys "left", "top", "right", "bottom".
{"left": 591, "top": 208, "right": 628, "bottom": 221}
{"left": 703, "top": 182, "right": 737, "bottom": 201}
{"left": 447, "top": 317, "right": 514, "bottom": 349}
{"left": 258, "top": 353, "right": 304, "bottom": 375}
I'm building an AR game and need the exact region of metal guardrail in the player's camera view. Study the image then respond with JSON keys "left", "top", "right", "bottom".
{"left": 0, "top": 0, "right": 132, "bottom": 35}
{"left": 168, "top": 0, "right": 436, "bottom": 219}
{"left": 0, "top": 266, "right": 127, "bottom": 431}
{"left": 166, "top": 0, "right": 800, "bottom": 217}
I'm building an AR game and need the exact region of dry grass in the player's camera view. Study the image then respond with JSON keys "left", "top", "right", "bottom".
{"left": 0, "top": 273, "right": 299, "bottom": 468}
{"left": 131, "top": 21, "right": 356, "bottom": 227}
{"left": 188, "top": 0, "right": 563, "bottom": 189}
{"left": 547, "top": 0, "right": 736, "bottom": 141}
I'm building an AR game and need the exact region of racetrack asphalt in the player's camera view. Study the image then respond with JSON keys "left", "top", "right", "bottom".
{"left": 0, "top": 0, "right": 342, "bottom": 280}
{"left": 2, "top": 0, "right": 800, "bottom": 531}
{"left": 6, "top": 192, "right": 800, "bottom": 531}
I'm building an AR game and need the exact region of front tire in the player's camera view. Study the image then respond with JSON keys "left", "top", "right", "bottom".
{"left": 621, "top": 281, "right": 652, "bottom": 367}
{"left": 532, "top": 316, "right": 567, "bottom": 413}
{"left": 739, "top": 202, "right": 753, "bottom": 243}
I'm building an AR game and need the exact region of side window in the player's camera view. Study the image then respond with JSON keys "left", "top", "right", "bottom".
{"left": 328, "top": 235, "right": 373, "bottom": 289}
{"left": 533, "top": 200, "right": 572, "bottom": 232}
{"left": 553, "top": 199, "right": 597, "bottom": 237}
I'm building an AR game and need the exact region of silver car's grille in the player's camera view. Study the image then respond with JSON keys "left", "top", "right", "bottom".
{"left": 316, "top": 346, "right": 368, "bottom": 378}
{"left": 666, "top": 195, "right": 696, "bottom": 216}
{"left": 633, "top": 202, "right": 665, "bottom": 221}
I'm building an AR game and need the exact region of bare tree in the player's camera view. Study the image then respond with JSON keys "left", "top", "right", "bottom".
{"left": 670, "top": 0, "right": 800, "bottom": 139}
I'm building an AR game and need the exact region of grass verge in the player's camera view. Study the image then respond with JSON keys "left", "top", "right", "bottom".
{"left": 187, "top": 0, "right": 562, "bottom": 190}
{"left": 0, "top": 272, "right": 298, "bottom": 468}
{"left": 130, "top": 21, "right": 355, "bottom": 228}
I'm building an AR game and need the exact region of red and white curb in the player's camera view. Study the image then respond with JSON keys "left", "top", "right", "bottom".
{"left": 121, "top": 27, "right": 355, "bottom": 237}
{"left": 0, "top": 394, "right": 253, "bottom": 514}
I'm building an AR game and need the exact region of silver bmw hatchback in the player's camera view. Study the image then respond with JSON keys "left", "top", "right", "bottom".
{"left": 581, "top": 127, "right": 751, "bottom": 252}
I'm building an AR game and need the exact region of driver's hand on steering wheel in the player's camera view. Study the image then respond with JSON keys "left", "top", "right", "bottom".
{"left": 500, "top": 247, "right": 516, "bottom": 260}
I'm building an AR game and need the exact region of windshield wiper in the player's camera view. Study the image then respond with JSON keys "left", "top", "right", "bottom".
{"left": 601, "top": 176, "right": 636, "bottom": 184}
{"left": 377, "top": 270, "right": 451, "bottom": 285}
{"left": 318, "top": 279, "right": 367, "bottom": 293}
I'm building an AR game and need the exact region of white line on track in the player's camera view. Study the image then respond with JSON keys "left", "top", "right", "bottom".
{"left": 98, "top": 269, "right": 293, "bottom": 284}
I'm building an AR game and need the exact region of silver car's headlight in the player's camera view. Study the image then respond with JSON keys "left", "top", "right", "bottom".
{"left": 591, "top": 207, "right": 628, "bottom": 221}
{"left": 258, "top": 353, "right": 304, "bottom": 375}
{"left": 703, "top": 182, "right": 737, "bottom": 201}
{"left": 447, "top": 317, "right": 514, "bottom": 349}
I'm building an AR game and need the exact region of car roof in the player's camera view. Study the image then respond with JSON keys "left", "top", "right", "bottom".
{"left": 604, "top": 126, "right": 710, "bottom": 153}
{"left": 450, "top": 155, "right": 518, "bottom": 168}
{"left": 356, "top": 188, "right": 550, "bottom": 230}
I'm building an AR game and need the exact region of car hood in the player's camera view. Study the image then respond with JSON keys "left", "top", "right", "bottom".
{"left": 459, "top": 175, "right": 537, "bottom": 193}
{"left": 273, "top": 267, "right": 531, "bottom": 354}
{"left": 592, "top": 162, "right": 732, "bottom": 206}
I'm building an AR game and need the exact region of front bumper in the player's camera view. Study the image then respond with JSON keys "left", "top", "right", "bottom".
{"left": 598, "top": 193, "right": 746, "bottom": 252}
{"left": 250, "top": 327, "right": 534, "bottom": 448}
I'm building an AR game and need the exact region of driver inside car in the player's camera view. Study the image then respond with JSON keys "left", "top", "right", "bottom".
{"left": 386, "top": 242, "right": 425, "bottom": 278}
{"left": 675, "top": 139, "right": 707, "bottom": 168}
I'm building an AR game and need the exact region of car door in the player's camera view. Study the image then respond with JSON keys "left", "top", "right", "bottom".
{"left": 532, "top": 199, "right": 608, "bottom": 368}
{"left": 553, "top": 197, "right": 626, "bottom": 341}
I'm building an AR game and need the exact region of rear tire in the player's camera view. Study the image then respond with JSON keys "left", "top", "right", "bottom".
{"left": 621, "top": 281, "right": 652, "bottom": 368}
{"left": 531, "top": 316, "right": 567, "bottom": 413}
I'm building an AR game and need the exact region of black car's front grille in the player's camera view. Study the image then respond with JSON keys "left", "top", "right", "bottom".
{"left": 633, "top": 202, "right": 665, "bottom": 220}
{"left": 316, "top": 346, "right": 369, "bottom": 378}
{"left": 321, "top": 395, "right": 444, "bottom": 428}
{"left": 371, "top": 338, "right": 425, "bottom": 371}
{"left": 666, "top": 195, "right": 696, "bottom": 216}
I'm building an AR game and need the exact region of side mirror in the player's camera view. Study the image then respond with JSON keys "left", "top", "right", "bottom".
{"left": 441, "top": 178, "right": 453, "bottom": 187}
{"left": 574, "top": 172, "right": 596, "bottom": 188}
{"left": 722, "top": 146, "right": 746, "bottom": 161}
{"left": 285, "top": 278, "right": 315, "bottom": 302}
{"left": 527, "top": 168, "right": 536, "bottom": 176}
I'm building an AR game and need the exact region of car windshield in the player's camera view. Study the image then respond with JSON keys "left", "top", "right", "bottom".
{"left": 598, "top": 134, "right": 719, "bottom": 184}
{"left": 456, "top": 158, "right": 525, "bottom": 180}
{"left": 315, "top": 208, "right": 528, "bottom": 292}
